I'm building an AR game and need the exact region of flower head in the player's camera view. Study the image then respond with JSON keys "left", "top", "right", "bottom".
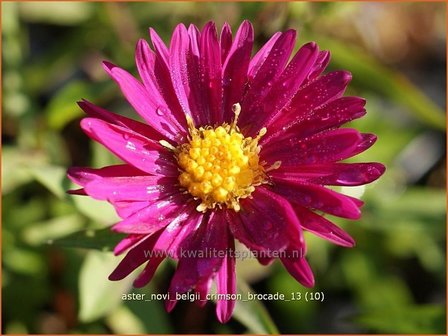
{"left": 68, "top": 21, "right": 385, "bottom": 323}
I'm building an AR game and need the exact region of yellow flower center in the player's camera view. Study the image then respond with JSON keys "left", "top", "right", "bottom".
{"left": 172, "top": 104, "right": 270, "bottom": 212}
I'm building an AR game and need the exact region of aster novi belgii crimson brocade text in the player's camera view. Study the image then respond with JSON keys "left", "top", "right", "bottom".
{"left": 67, "top": 21, "right": 385, "bottom": 323}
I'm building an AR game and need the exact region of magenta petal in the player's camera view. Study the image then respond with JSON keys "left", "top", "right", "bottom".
{"left": 310, "top": 162, "right": 386, "bottom": 186}
{"left": 80, "top": 118, "right": 177, "bottom": 176}
{"left": 78, "top": 100, "right": 163, "bottom": 141}
{"left": 112, "top": 195, "right": 189, "bottom": 234}
{"left": 109, "top": 232, "right": 161, "bottom": 281}
{"left": 216, "top": 233, "right": 236, "bottom": 323}
{"left": 272, "top": 178, "right": 362, "bottom": 219}
{"left": 263, "top": 128, "right": 363, "bottom": 166}
{"left": 102, "top": 62, "right": 184, "bottom": 142}
{"left": 113, "top": 234, "right": 145, "bottom": 255}
{"left": 68, "top": 164, "right": 145, "bottom": 186}
{"left": 84, "top": 176, "right": 178, "bottom": 202}
{"left": 149, "top": 27, "right": 170, "bottom": 66}
{"left": 281, "top": 256, "right": 315, "bottom": 288}
{"left": 295, "top": 206, "right": 355, "bottom": 247}
{"left": 222, "top": 20, "right": 254, "bottom": 122}
{"left": 133, "top": 256, "right": 165, "bottom": 288}
{"left": 228, "top": 186, "right": 297, "bottom": 252}
{"left": 220, "top": 22, "right": 232, "bottom": 63}
{"left": 111, "top": 200, "right": 151, "bottom": 219}
{"left": 247, "top": 32, "right": 282, "bottom": 79}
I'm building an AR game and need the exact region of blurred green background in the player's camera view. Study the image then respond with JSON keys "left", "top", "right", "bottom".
{"left": 2, "top": 1, "right": 446, "bottom": 334}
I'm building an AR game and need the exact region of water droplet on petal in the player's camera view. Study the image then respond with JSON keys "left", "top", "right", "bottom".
{"left": 156, "top": 107, "right": 164, "bottom": 116}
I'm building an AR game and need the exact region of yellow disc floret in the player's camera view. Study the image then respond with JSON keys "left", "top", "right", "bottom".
{"left": 174, "top": 103, "right": 268, "bottom": 212}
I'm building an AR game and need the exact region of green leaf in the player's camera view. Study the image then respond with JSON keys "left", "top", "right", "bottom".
{"left": 78, "top": 251, "right": 133, "bottom": 322}
{"left": 28, "top": 164, "right": 69, "bottom": 199}
{"left": 49, "top": 227, "right": 125, "bottom": 252}
{"left": 72, "top": 193, "right": 120, "bottom": 225}
{"left": 233, "top": 280, "right": 279, "bottom": 334}
{"left": 355, "top": 304, "right": 446, "bottom": 334}
{"left": 46, "top": 80, "right": 112, "bottom": 130}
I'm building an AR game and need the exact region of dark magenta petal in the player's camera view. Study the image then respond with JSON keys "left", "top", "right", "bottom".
{"left": 281, "top": 256, "right": 315, "bottom": 288}
{"left": 102, "top": 62, "right": 185, "bottom": 142}
{"left": 272, "top": 178, "right": 362, "bottom": 219}
{"left": 271, "top": 162, "right": 385, "bottom": 187}
{"left": 133, "top": 256, "right": 165, "bottom": 288}
{"left": 80, "top": 118, "right": 178, "bottom": 176}
{"left": 295, "top": 206, "right": 355, "bottom": 247}
{"left": 305, "top": 50, "right": 331, "bottom": 83}
{"left": 135, "top": 39, "right": 188, "bottom": 137}
{"left": 228, "top": 186, "right": 298, "bottom": 251}
{"left": 168, "top": 211, "right": 228, "bottom": 296}
{"left": 195, "top": 278, "right": 212, "bottom": 307}
{"left": 78, "top": 100, "right": 165, "bottom": 141}
{"left": 220, "top": 22, "right": 232, "bottom": 63}
{"left": 262, "top": 96, "right": 367, "bottom": 146}
{"left": 240, "top": 42, "right": 319, "bottom": 136}
{"left": 222, "top": 20, "right": 253, "bottom": 123}
{"left": 248, "top": 32, "right": 281, "bottom": 76}
{"left": 263, "top": 128, "right": 363, "bottom": 166}
{"left": 200, "top": 21, "right": 223, "bottom": 124}
{"left": 267, "top": 70, "right": 352, "bottom": 133}
{"left": 216, "top": 233, "right": 236, "bottom": 323}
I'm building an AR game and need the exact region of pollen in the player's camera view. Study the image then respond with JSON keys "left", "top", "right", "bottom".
{"left": 175, "top": 103, "right": 268, "bottom": 212}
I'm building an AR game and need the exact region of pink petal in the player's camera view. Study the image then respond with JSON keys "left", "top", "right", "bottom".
{"left": 228, "top": 186, "right": 298, "bottom": 252}
{"left": 80, "top": 118, "right": 177, "bottom": 175}
{"left": 220, "top": 22, "right": 232, "bottom": 63}
{"left": 216, "top": 233, "right": 236, "bottom": 323}
{"left": 262, "top": 128, "right": 363, "bottom": 166}
{"left": 222, "top": 20, "right": 253, "bottom": 123}
{"left": 271, "top": 178, "right": 362, "bottom": 219}
{"left": 295, "top": 206, "right": 355, "bottom": 247}
{"left": 112, "top": 194, "right": 190, "bottom": 234}
{"left": 103, "top": 61, "right": 185, "bottom": 143}
{"left": 78, "top": 100, "right": 163, "bottom": 141}
{"left": 281, "top": 255, "right": 315, "bottom": 288}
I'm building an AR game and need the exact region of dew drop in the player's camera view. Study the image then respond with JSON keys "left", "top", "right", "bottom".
{"left": 156, "top": 107, "right": 164, "bottom": 116}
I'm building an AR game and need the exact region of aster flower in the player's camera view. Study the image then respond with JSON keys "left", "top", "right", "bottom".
{"left": 68, "top": 20, "right": 385, "bottom": 323}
